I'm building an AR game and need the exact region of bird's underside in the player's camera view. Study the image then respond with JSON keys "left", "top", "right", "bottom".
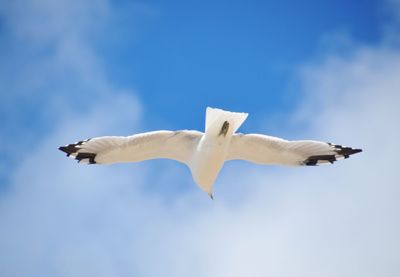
{"left": 59, "top": 131, "right": 361, "bottom": 166}
{"left": 59, "top": 107, "right": 362, "bottom": 196}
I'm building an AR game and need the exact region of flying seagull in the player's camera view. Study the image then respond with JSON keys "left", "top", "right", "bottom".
{"left": 59, "top": 107, "right": 362, "bottom": 198}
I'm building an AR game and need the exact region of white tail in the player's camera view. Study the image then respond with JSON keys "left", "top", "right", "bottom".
{"left": 205, "top": 107, "right": 248, "bottom": 135}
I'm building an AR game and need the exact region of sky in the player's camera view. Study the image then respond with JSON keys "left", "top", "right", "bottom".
{"left": 0, "top": 0, "right": 399, "bottom": 276}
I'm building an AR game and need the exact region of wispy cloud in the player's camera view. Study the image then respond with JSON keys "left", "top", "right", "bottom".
{"left": 0, "top": 0, "right": 142, "bottom": 182}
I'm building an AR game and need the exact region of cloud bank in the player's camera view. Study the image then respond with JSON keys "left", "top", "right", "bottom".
{"left": 0, "top": 0, "right": 399, "bottom": 276}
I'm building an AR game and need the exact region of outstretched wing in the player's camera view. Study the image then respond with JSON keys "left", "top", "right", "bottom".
{"left": 227, "top": 134, "right": 362, "bottom": 166}
{"left": 59, "top": 130, "right": 203, "bottom": 165}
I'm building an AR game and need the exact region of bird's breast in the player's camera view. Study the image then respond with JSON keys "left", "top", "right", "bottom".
{"left": 189, "top": 137, "right": 229, "bottom": 192}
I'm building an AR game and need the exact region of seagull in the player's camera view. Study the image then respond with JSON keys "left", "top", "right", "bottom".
{"left": 59, "top": 107, "right": 362, "bottom": 198}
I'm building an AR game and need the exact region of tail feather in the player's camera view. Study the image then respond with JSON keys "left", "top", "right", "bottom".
{"left": 205, "top": 107, "right": 248, "bottom": 135}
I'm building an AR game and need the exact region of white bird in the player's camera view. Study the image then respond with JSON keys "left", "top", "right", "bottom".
{"left": 59, "top": 107, "right": 362, "bottom": 198}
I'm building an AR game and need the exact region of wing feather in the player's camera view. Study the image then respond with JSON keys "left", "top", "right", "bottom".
{"left": 227, "top": 134, "right": 362, "bottom": 166}
{"left": 59, "top": 130, "right": 202, "bottom": 165}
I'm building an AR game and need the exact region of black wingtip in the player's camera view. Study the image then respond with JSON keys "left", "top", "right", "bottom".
{"left": 330, "top": 144, "right": 363, "bottom": 156}
{"left": 75, "top": 152, "right": 97, "bottom": 164}
{"left": 58, "top": 145, "right": 79, "bottom": 157}
{"left": 304, "top": 155, "right": 337, "bottom": 166}
{"left": 303, "top": 144, "right": 362, "bottom": 166}
{"left": 58, "top": 145, "right": 69, "bottom": 153}
{"left": 58, "top": 139, "right": 97, "bottom": 164}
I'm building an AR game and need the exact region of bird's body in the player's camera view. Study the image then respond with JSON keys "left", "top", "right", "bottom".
{"left": 191, "top": 134, "right": 228, "bottom": 194}
{"left": 189, "top": 108, "right": 247, "bottom": 194}
{"left": 59, "top": 107, "right": 362, "bottom": 197}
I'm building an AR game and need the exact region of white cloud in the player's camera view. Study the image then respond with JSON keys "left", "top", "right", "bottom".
{"left": 1, "top": 1, "right": 400, "bottom": 277}
{"left": 0, "top": 0, "right": 143, "bottom": 180}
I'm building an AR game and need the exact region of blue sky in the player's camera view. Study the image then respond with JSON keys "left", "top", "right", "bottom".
{"left": 0, "top": 0, "right": 384, "bottom": 179}
{"left": 1, "top": 0, "right": 400, "bottom": 276}
{"left": 95, "top": 0, "right": 383, "bottom": 128}
{"left": 0, "top": 0, "right": 384, "bottom": 135}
